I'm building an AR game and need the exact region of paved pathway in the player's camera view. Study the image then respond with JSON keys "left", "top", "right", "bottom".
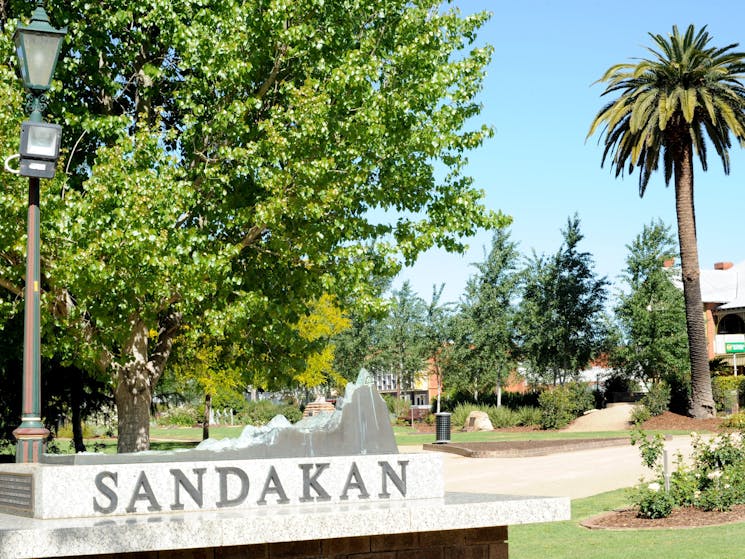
{"left": 562, "top": 403, "right": 635, "bottom": 432}
{"left": 402, "top": 435, "right": 694, "bottom": 499}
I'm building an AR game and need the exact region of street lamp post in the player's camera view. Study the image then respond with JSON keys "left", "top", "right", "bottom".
{"left": 10, "top": 0, "right": 66, "bottom": 463}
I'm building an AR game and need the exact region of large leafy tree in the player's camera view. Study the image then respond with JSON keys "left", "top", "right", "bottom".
{"left": 613, "top": 221, "right": 689, "bottom": 408}
{"left": 588, "top": 25, "right": 745, "bottom": 418}
{"left": 0, "top": 1, "right": 503, "bottom": 451}
{"left": 518, "top": 216, "right": 609, "bottom": 385}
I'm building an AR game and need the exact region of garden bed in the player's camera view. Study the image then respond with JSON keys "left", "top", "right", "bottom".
{"left": 583, "top": 505, "right": 745, "bottom": 530}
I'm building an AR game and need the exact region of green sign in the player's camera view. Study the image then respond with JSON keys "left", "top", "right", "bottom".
{"left": 726, "top": 342, "right": 745, "bottom": 353}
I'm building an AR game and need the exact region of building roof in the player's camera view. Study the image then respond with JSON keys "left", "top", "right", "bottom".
{"left": 699, "top": 261, "right": 745, "bottom": 310}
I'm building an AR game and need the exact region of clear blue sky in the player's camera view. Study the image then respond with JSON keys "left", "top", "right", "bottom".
{"left": 393, "top": 0, "right": 745, "bottom": 304}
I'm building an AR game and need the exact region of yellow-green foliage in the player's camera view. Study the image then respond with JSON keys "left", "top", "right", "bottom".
{"left": 55, "top": 422, "right": 95, "bottom": 439}
{"left": 294, "top": 294, "right": 351, "bottom": 388}
{"left": 723, "top": 411, "right": 745, "bottom": 430}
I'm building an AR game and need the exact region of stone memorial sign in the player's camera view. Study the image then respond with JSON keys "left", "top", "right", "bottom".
{"left": 0, "top": 370, "right": 443, "bottom": 519}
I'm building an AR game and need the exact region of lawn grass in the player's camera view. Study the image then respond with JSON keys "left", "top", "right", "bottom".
{"left": 510, "top": 489, "right": 745, "bottom": 559}
{"left": 32, "top": 424, "right": 698, "bottom": 456}
{"left": 392, "top": 426, "right": 694, "bottom": 447}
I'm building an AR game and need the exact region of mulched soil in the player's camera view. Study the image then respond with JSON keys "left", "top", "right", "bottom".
{"left": 424, "top": 437, "right": 631, "bottom": 457}
{"left": 583, "top": 505, "right": 745, "bottom": 530}
{"left": 640, "top": 410, "right": 724, "bottom": 432}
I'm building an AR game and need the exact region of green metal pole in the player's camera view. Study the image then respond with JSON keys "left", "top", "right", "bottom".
{"left": 13, "top": 176, "right": 48, "bottom": 462}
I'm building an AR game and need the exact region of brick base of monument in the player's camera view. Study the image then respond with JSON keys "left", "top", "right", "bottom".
{"left": 93, "top": 527, "right": 509, "bottom": 559}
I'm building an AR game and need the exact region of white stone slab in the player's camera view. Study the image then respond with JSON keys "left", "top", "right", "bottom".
{"left": 0, "top": 492, "right": 570, "bottom": 559}
{"left": 0, "top": 453, "right": 442, "bottom": 519}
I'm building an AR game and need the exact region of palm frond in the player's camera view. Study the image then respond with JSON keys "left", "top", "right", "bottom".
{"left": 589, "top": 23, "right": 745, "bottom": 195}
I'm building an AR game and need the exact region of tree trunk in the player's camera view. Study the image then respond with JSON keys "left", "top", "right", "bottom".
{"left": 114, "top": 311, "right": 182, "bottom": 453}
{"left": 496, "top": 376, "right": 502, "bottom": 408}
{"left": 203, "top": 393, "right": 211, "bottom": 441}
{"left": 115, "top": 365, "right": 152, "bottom": 453}
{"left": 71, "top": 367, "right": 86, "bottom": 453}
{"left": 674, "top": 141, "right": 715, "bottom": 418}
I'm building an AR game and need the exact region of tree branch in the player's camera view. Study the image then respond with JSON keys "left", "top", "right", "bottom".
{"left": 146, "top": 309, "right": 182, "bottom": 383}
{"left": 256, "top": 43, "right": 288, "bottom": 99}
{"left": 238, "top": 225, "right": 268, "bottom": 250}
{"left": 0, "top": 277, "right": 22, "bottom": 297}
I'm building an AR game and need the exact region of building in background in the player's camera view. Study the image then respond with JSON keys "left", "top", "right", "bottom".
{"left": 669, "top": 260, "right": 745, "bottom": 371}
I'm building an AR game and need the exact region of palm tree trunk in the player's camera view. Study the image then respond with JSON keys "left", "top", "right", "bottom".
{"left": 674, "top": 141, "right": 715, "bottom": 418}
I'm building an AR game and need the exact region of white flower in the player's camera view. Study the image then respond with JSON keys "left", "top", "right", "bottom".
{"left": 648, "top": 482, "right": 661, "bottom": 492}
{"left": 707, "top": 470, "right": 722, "bottom": 480}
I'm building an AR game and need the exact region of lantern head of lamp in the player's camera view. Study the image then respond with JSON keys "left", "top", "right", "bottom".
{"left": 19, "top": 121, "right": 62, "bottom": 178}
{"left": 13, "top": 2, "right": 67, "bottom": 95}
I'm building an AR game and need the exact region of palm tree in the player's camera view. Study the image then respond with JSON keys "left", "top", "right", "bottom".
{"left": 588, "top": 25, "right": 745, "bottom": 418}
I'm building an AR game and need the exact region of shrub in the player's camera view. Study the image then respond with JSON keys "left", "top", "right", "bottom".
{"left": 538, "top": 388, "right": 573, "bottom": 430}
{"left": 565, "top": 382, "right": 595, "bottom": 416}
{"left": 697, "top": 470, "right": 739, "bottom": 512}
{"left": 630, "top": 429, "right": 664, "bottom": 469}
{"left": 276, "top": 404, "right": 303, "bottom": 424}
{"left": 712, "top": 375, "right": 745, "bottom": 412}
{"left": 436, "top": 390, "right": 541, "bottom": 413}
{"left": 632, "top": 430, "right": 745, "bottom": 518}
{"left": 723, "top": 411, "right": 745, "bottom": 429}
{"left": 664, "top": 370, "right": 691, "bottom": 415}
{"left": 633, "top": 482, "right": 676, "bottom": 519}
{"left": 382, "top": 394, "right": 411, "bottom": 421}
{"left": 630, "top": 405, "right": 651, "bottom": 426}
{"left": 669, "top": 464, "right": 698, "bottom": 507}
{"left": 516, "top": 406, "right": 541, "bottom": 427}
{"left": 641, "top": 381, "right": 671, "bottom": 416}
{"left": 487, "top": 406, "right": 520, "bottom": 429}
{"left": 237, "top": 400, "right": 302, "bottom": 426}
{"left": 158, "top": 405, "right": 200, "bottom": 426}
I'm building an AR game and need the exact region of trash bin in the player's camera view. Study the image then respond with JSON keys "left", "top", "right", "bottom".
{"left": 434, "top": 412, "right": 451, "bottom": 444}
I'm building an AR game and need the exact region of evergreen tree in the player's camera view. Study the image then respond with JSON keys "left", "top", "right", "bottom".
{"left": 445, "top": 228, "right": 520, "bottom": 404}
{"left": 519, "top": 215, "right": 609, "bottom": 385}
{"left": 379, "top": 282, "right": 427, "bottom": 398}
{"left": 613, "top": 221, "right": 689, "bottom": 405}
{"left": 421, "top": 284, "right": 455, "bottom": 413}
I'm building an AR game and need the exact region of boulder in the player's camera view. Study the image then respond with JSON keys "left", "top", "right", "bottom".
{"left": 465, "top": 410, "right": 493, "bottom": 431}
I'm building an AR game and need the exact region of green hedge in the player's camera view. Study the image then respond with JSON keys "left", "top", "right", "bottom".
{"left": 712, "top": 375, "right": 745, "bottom": 412}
